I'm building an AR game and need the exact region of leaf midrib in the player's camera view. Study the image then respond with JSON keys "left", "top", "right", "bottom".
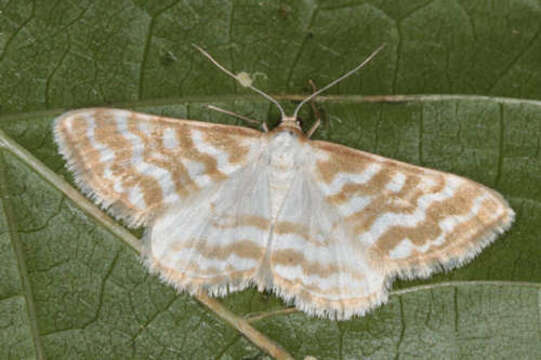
{"left": 1, "top": 94, "right": 541, "bottom": 123}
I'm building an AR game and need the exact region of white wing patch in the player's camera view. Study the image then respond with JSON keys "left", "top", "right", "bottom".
{"left": 337, "top": 195, "right": 373, "bottom": 217}
{"left": 162, "top": 127, "right": 178, "bottom": 149}
{"left": 385, "top": 171, "right": 406, "bottom": 193}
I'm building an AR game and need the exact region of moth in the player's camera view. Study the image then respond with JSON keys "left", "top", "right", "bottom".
{"left": 54, "top": 45, "right": 514, "bottom": 320}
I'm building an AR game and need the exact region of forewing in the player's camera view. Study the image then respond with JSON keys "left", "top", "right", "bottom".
{"left": 144, "top": 155, "right": 272, "bottom": 293}
{"left": 311, "top": 140, "right": 514, "bottom": 281}
{"left": 54, "top": 108, "right": 261, "bottom": 227}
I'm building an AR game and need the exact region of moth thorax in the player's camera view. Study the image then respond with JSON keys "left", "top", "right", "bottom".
{"left": 268, "top": 135, "right": 297, "bottom": 219}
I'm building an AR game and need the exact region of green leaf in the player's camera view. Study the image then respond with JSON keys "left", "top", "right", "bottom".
{"left": 1, "top": 1, "right": 540, "bottom": 359}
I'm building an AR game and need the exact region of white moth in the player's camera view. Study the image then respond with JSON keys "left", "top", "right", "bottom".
{"left": 54, "top": 45, "right": 514, "bottom": 320}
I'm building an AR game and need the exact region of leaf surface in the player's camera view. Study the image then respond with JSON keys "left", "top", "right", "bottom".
{"left": 1, "top": 1, "right": 540, "bottom": 359}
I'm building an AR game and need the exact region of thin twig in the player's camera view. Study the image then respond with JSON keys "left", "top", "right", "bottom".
{"left": 246, "top": 307, "right": 298, "bottom": 323}
{"left": 197, "top": 293, "right": 294, "bottom": 359}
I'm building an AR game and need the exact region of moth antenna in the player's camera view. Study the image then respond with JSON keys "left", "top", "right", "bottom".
{"left": 205, "top": 104, "right": 269, "bottom": 132}
{"left": 292, "top": 43, "right": 386, "bottom": 119}
{"left": 193, "top": 44, "right": 287, "bottom": 119}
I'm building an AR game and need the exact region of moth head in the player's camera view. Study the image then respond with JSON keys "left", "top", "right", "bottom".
{"left": 266, "top": 115, "right": 306, "bottom": 141}
{"left": 280, "top": 116, "right": 302, "bottom": 131}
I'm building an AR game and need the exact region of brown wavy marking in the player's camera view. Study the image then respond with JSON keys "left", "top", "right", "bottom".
{"left": 325, "top": 166, "right": 390, "bottom": 202}
{"left": 274, "top": 220, "right": 310, "bottom": 237}
{"left": 210, "top": 214, "right": 271, "bottom": 230}
{"left": 176, "top": 126, "right": 227, "bottom": 183}
{"left": 271, "top": 249, "right": 365, "bottom": 281}
{"left": 63, "top": 114, "right": 115, "bottom": 199}
{"left": 397, "top": 175, "right": 427, "bottom": 204}
{"left": 153, "top": 124, "right": 200, "bottom": 195}
{"left": 345, "top": 177, "right": 438, "bottom": 235}
{"left": 180, "top": 260, "right": 255, "bottom": 278}
{"left": 202, "top": 127, "right": 255, "bottom": 164}
{"left": 60, "top": 113, "right": 129, "bottom": 211}
{"left": 329, "top": 174, "right": 421, "bottom": 219}
{"left": 330, "top": 167, "right": 393, "bottom": 204}
{"left": 348, "top": 174, "right": 446, "bottom": 235}
{"left": 439, "top": 198, "right": 505, "bottom": 251}
{"left": 315, "top": 151, "right": 374, "bottom": 184}
{"left": 325, "top": 162, "right": 443, "bottom": 210}
{"left": 126, "top": 114, "right": 167, "bottom": 207}
{"left": 92, "top": 111, "right": 142, "bottom": 206}
{"left": 92, "top": 110, "right": 166, "bottom": 211}
{"left": 274, "top": 220, "right": 334, "bottom": 247}
{"left": 169, "top": 239, "right": 265, "bottom": 261}
{"left": 63, "top": 114, "right": 101, "bottom": 178}
{"left": 127, "top": 115, "right": 195, "bottom": 198}
{"left": 389, "top": 207, "right": 510, "bottom": 270}
{"left": 272, "top": 274, "right": 374, "bottom": 299}
{"left": 475, "top": 196, "right": 501, "bottom": 224}
{"left": 374, "top": 181, "right": 484, "bottom": 254}
{"left": 153, "top": 155, "right": 194, "bottom": 198}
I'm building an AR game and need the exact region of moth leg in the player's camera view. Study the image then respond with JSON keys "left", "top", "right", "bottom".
{"left": 307, "top": 118, "right": 321, "bottom": 138}
{"left": 306, "top": 80, "right": 322, "bottom": 138}
{"left": 205, "top": 104, "right": 268, "bottom": 132}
